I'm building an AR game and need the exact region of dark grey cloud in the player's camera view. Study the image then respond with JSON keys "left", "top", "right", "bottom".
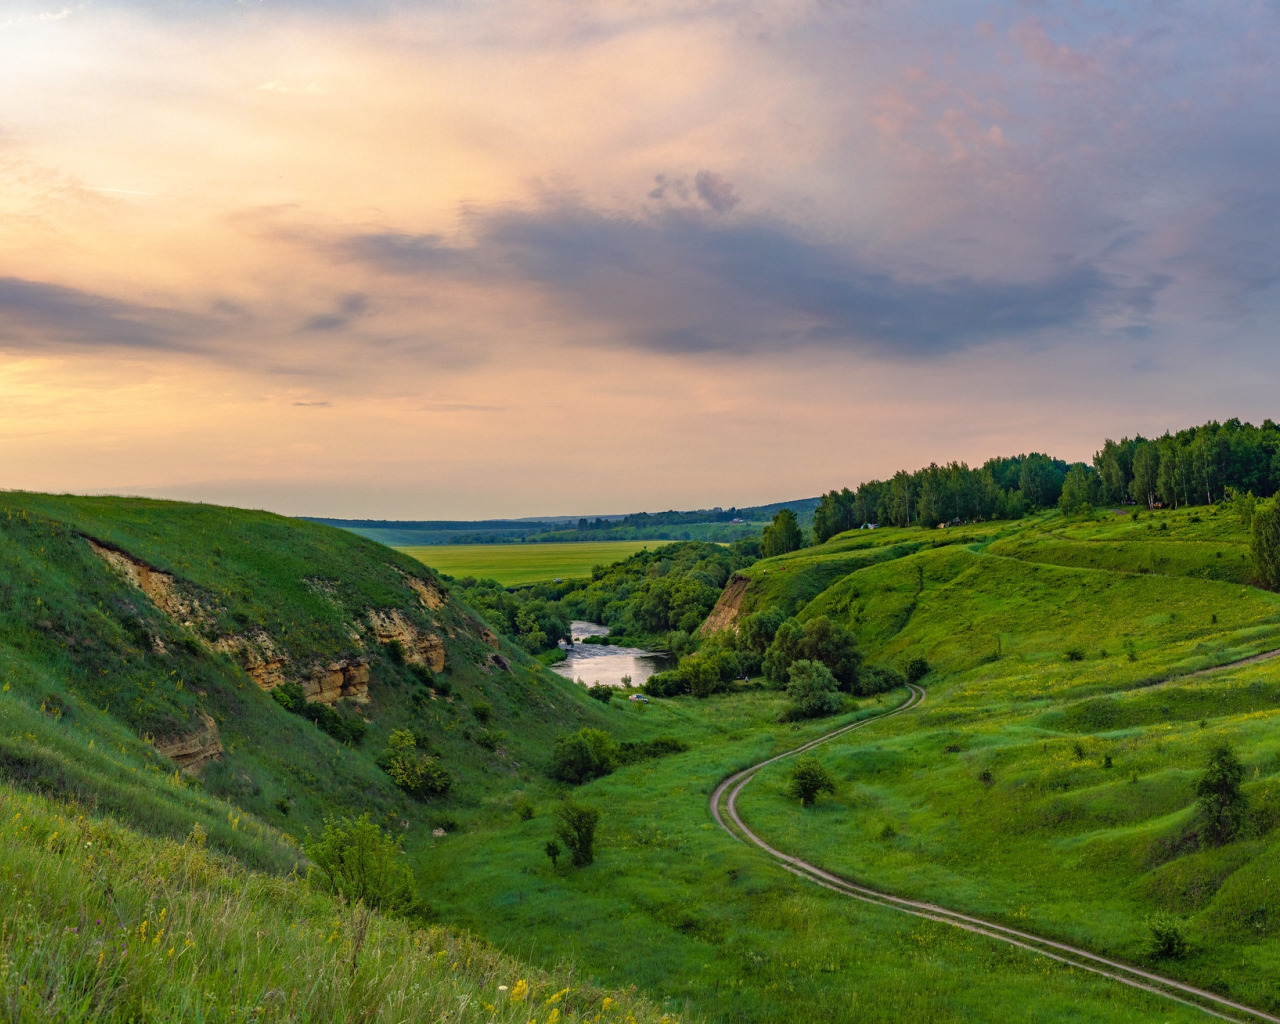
{"left": 0, "top": 276, "right": 209, "bottom": 352}
{"left": 301, "top": 293, "right": 368, "bottom": 332}
{"left": 337, "top": 202, "right": 1123, "bottom": 359}
{"left": 694, "top": 171, "right": 739, "bottom": 214}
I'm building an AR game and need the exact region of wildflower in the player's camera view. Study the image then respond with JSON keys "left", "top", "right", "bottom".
{"left": 498, "top": 985, "right": 509, "bottom": 994}
{"left": 511, "top": 979, "right": 529, "bottom": 1002}
{"left": 545, "top": 988, "right": 569, "bottom": 1005}
{"left": 547, "top": 1011, "right": 560, "bottom": 1024}
{"left": 602, "top": 998, "right": 613, "bottom": 1011}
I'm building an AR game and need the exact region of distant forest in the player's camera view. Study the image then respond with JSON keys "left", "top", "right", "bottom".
{"left": 812, "top": 418, "right": 1280, "bottom": 541}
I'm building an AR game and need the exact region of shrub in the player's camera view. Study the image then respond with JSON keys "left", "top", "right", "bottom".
{"left": 544, "top": 838, "right": 561, "bottom": 868}
{"left": 272, "top": 682, "right": 367, "bottom": 745}
{"left": 617, "top": 737, "right": 689, "bottom": 763}
{"left": 858, "top": 664, "right": 906, "bottom": 696}
{"left": 378, "top": 730, "right": 453, "bottom": 799}
{"left": 471, "top": 700, "right": 492, "bottom": 724}
{"left": 781, "top": 660, "right": 843, "bottom": 721}
{"left": 587, "top": 683, "right": 614, "bottom": 703}
{"left": 1065, "top": 648, "right": 1085, "bottom": 662}
{"left": 643, "top": 670, "right": 689, "bottom": 697}
{"left": 905, "top": 658, "right": 930, "bottom": 684}
{"left": 787, "top": 757, "right": 836, "bottom": 807}
{"left": 1196, "top": 741, "right": 1248, "bottom": 846}
{"left": 515, "top": 798, "right": 534, "bottom": 821}
{"left": 547, "top": 728, "right": 619, "bottom": 784}
{"left": 553, "top": 800, "right": 601, "bottom": 867}
{"left": 1144, "top": 912, "right": 1188, "bottom": 960}
{"left": 303, "top": 813, "right": 419, "bottom": 917}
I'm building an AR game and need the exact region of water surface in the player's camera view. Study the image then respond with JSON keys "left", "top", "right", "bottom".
{"left": 550, "top": 621, "right": 671, "bottom": 688}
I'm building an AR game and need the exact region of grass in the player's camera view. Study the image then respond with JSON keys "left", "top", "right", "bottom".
{"left": 0, "top": 779, "right": 677, "bottom": 1024}
{"left": 421, "top": 505, "right": 1280, "bottom": 1022}
{"left": 401, "top": 542, "right": 657, "bottom": 587}
{"left": 0, "top": 491, "right": 614, "bottom": 865}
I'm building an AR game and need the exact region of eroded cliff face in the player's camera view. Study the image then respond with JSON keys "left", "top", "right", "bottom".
{"left": 404, "top": 574, "right": 446, "bottom": 610}
{"left": 214, "top": 631, "right": 290, "bottom": 690}
{"left": 305, "top": 659, "right": 371, "bottom": 704}
{"left": 87, "top": 540, "right": 209, "bottom": 628}
{"left": 153, "top": 712, "right": 223, "bottom": 773}
{"left": 368, "top": 609, "right": 447, "bottom": 672}
{"left": 698, "top": 574, "right": 751, "bottom": 636}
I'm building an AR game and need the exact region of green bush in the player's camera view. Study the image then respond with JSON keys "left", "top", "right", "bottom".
{"left": 642, "top": 670, "right": 688, "bottom": 697}
{"left": 1144, "top": 912, "right": 1189, "bottom": 960}
{"left": 905, "top": 657, "right": 930, "bottom": 683}
{"left": 617, "top": 736, "right": 689, "bottom": 763}
{"left": 1196, "top": 741, "right": 1248, "bottom": 846}
{"left": 547, "top": 728, "right": 619, "bottom": 784}
{"left": 378, "top": 730, "right": 453, "bottom": 800}
{"left": 553, "top": 799, "right": 601, "bottom": 867}
{"left": 764, "top": 616, "right": 860, "bottom": 690}
{"left": 781, "top": 660, "right": 843, "bottom": 721}
{"left": 303, "top": 813, "right": 419, "bottom": 917}
{"left": 787, "top": 757, "right": 837, "bottom": 807}
{"left": 587, "top": 683, "right": 615, "bottom": 703}
{"left": 271, "top": 682, "right": 367, "bottom": 745}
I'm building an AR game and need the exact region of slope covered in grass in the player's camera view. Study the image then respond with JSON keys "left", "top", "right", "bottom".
{"left": 0, "top": 492, "right": 612, "bottom": 862}
{"left": 0, "top": 779, "right": 676, "bottom": 1024}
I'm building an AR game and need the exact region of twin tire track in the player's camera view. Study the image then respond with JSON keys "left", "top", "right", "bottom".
{"left": 709, "top": 685, "right": 1278, "bottom": 1023}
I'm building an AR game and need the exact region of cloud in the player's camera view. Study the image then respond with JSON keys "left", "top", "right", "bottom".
{"left": 694, "top": 170, "right": 739, "bottom": 213}
{"left": 301, "top": 293, "right": 368, "bottom": 332}
{"left": 336, "top": 199, "right": 1120, "bottom": 359}
{"left": 0, "top": 276, "right": 210, "bottom": 352}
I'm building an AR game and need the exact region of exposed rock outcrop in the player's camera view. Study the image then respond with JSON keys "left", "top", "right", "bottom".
{"left": 699, "top": 574, "right": 751, "bottom": 636}
{"left": 304, "top": 658, "right": 371, "bottom": 704}
{"left": 88, "top": 539, "right": 209, "bottom": 628}
{"left": 368, "top": 609, "right": 446, "bottom": 672}
{"left": 153, "top": 712, "right": 223, "bottom": 774}
{"left": 214, "top": 631, "right": 289, "bottom": 690}
{"left": 404, "top": 575, "right": 446, "bottom": 610}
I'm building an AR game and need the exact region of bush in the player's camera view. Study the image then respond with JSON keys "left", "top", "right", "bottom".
{"left": 643, "top": 670, "right": 689, "bottom": 697}
{"left": 378, "top": 730, "right": 453, "bottom": 799}
{"left": 470, "top": 700, "right": 492, "bottom": 724}
{"left": 787, "top": 757, "right": 836, "bottom": 807}
{"left": 1144, "top": 912, "right": 1188, "bottom": 960}
{"left": 617, "top": 736, "right": 689, "bottom": 763}
{"left": 554, "top": 800, "right": 601, "bottom": 867}
{"left": 905, "top": 657, "right": 930, "bottom": 683}
{"left": 272, "top": 682, "right": 367, "bottom": 745}
{"left": 1196, "top": 741, "right": 1248, "bottom": 846}
{"left": 587, "top": 683, "right": 614, "bottom": 703}
{"left": 764, "top": 616, "right": 860, "bottom": 690}
{"left": 303, "top": 813, "right": 419, "bottom": 917}
{"left": 858, "top": 664, "right": 905, "bottom": 697}
{"left": 547, "top": 728, "right": 619, "bottom": 784}
{"left": 544, "top": 838, "right": 562, "bottom": 868}
{"left": 781, "top": 660, "right": 843, "bottom": 721}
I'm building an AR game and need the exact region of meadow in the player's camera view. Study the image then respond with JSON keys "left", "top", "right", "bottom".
{"left": 421, "top": 504, "right": 1280, "bottom": 1022}
{"left": 401, "top": 541, "right": 656, "bottom": 586}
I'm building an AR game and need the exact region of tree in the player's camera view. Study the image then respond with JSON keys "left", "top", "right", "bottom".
{"left": 762, "top": 508, "right": 804, "bottom": 557}
{"left": 763, "top": 618, "right": 805, "bottom": 685}
{"left": 303, "top": 814, "right": 419, "bottom": 916}
{"left": 1130, "top": 440, "right": 1159, "bottom": 508}
{"left": 741, "top": 607, "right": 785, "bottom": 655}
{"left": 905, "top": 658, "right": 930, "bottom": 684}
{"left": 1196, "top": 742, "right": 1248, "bottom": 846}
{"left": 813, "top": 488, "right": 857, "bottom": 543}
{"left": 547, "top": 728, "right": 619, "bottom": 784}
{"left": 1058, "top": 463, "right": 1099, "bottom": 513}
{"left": 553, "top": 800, "right": 601, "bottom": 867}
{"left": 544, "top": 838, "right": 561, "bottom": 869}
{"left": 800, "top": 616, "right": 860, "bottom": 690}
{"left": 1252, "top": 500, "right": 1280, "bottom": 589}
{"left": 782, "top": 659, "right": 843, "bottom": 720}
{"left": 787, "top": 756, "right": 837, "bottom": 807}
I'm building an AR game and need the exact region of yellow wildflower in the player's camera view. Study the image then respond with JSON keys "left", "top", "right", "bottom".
{"left": 546, "top": 1012, "right": 560, "bottom": 1024}
{"left": 602, "top": 997, "right": 613, "bottom": 1011}
{"left": 511, "top": 979, "right": 529, "bottom": 1002}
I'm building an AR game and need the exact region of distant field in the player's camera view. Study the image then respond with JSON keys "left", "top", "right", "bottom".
{"left": 399, "top": 541, "right": 654, "bottom": 586}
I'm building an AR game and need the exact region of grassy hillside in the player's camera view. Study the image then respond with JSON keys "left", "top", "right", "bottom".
{"left": 0, "top": 492, "right": 613, "bottom": 861}
{"left": 0, "top": 778, "right": 677, "bottom": 1024}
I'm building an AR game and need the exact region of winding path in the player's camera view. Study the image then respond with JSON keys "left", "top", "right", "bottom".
{"left": 710, "top": 685, "right": 1279, "bottom": 1023}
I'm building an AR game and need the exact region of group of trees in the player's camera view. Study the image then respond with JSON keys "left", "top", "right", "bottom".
{"left": 810, "top": 420, "right": 1280, "bottom": 540}
{"left": 1087, "top": 419, "right": 1280, "bottom": 511}
{"left": 449, "top": 578, "right": 571, "bottom": 654}
{"left": 560, "top": 541, "right": 758, "bottom": 640}
{"left": 811, "top": 455, "right": 1060, "bottom": 539}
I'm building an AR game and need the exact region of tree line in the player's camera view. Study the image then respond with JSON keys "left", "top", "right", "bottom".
{"left": 811, "top": 418, "right": 1280, "bottom": 541}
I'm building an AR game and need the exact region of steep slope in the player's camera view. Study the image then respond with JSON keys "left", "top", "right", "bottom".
{"left": 0, "top": 492, "right": 612, "bottom": 860}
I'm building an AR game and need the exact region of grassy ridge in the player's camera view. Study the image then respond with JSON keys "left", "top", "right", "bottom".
{"left": 402, "top": 542, "right": 656, "bottom": 587}
{"left": 0, "top": 780, "right": 677, "bottom": 1024}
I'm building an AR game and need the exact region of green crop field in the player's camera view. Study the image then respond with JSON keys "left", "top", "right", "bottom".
{"left": 400, "top": 541, "right": 656, "bottom": 586}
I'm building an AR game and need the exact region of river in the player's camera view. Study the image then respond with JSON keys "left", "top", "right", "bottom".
{"left": 549, "top": 620, "right": 672, "bottom": 689}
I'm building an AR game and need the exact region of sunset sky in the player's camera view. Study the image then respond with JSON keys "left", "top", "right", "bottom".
{"left": 2, "top": 1, "right": 1278, "bottom": 518}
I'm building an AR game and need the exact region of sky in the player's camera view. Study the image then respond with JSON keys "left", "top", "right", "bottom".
{"left": 2, "top": 0, "right": 1279, "bottom": 519}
